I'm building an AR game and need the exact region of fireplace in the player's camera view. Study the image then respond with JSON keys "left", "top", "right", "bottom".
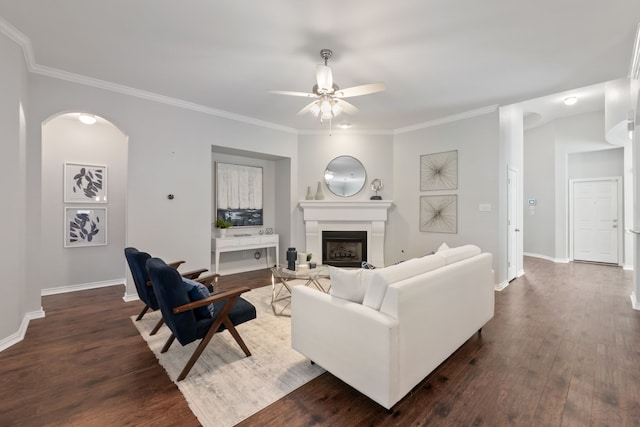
{"left": 322, "top": 231, "right": 367, "bottom": 268}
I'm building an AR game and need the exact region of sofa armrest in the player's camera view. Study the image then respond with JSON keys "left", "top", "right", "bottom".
{"left": 291, "top": 286, "right": 399, "bottom": 409}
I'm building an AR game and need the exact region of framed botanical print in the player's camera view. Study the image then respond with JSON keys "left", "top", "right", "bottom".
{"left": 64, "top": 207, "right": 107, "bottom": 247}
{"left": 64, "top": 163, "right": 107, "bottom": 203}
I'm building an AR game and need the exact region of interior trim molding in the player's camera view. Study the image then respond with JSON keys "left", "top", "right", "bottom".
{"left": 630, "top": 23, "right": 640, "bottom": 80}
{"left": 123, "top": 293, "right": 140, "bottom": 303}
{"left": 523, "top": 252, "right": 569, "bottom": 264}
{"left": 494, "top": 280, "right": 510, "bottom": 291}
{"left": 41, "top": 279, "right": 124, "bottom": 296}
{"left": 0, "top": 16, "right": 297, "bottom": 135}
{"left": 0, "top": 308, "right": 45, "bottom": 353}
{"left": 394, "top": 105, "right": 499, "bottom": 135}
{"left": 631, "top": 292, "right": 640, "bottom": 310}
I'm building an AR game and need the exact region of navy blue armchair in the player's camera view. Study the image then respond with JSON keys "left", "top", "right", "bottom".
{"left": 124, "top": 247, "right": 217, "bottom": 335}
{"left": 146, "top": 257, "right": 257, "bottom": 381}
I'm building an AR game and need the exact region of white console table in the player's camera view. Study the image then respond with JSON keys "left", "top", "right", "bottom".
{"left": 212, "top": 234, "right": 279, "bottom": 274}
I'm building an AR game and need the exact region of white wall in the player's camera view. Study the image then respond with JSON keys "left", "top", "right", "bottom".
{"left": 295, "top": 133, "right": 394, "bottom": 252}
{"left": 27, "top": 75, "right": 298, "bottom": 302}
{"left": 391, "top": 112, "right": 501, "bottom": 275}
{"left": 568, "top": 147, "right": 624, "bottom": 179}
{"left": 41, "top": 114, "right": 128, "bottom": 290}
{"left": 523, "top": 111, "right": 620, "bottom": 261}
{"left": 523, "top": 124, "right": 556, "bottom": 258}
{"left": 0, "top": 32, "right": 33, "bottom": 348}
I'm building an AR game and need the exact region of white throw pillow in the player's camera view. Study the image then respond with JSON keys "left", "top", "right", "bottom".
{"left": 437, "top": 242, "right": 450, "bottom": 253}
{"left": 439, "top": 244, "right": 481, "bottom": 265}
{"left": 329, "top": 266, "right": 372, "bottom": 303}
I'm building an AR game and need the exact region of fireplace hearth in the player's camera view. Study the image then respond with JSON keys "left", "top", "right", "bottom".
{"left": 322, "top": 230, "right": 367, "bottom": 268}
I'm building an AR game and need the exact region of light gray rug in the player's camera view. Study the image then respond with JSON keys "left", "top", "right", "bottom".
{"left": 132, "top": 284, "right": 324, "bottom": 427}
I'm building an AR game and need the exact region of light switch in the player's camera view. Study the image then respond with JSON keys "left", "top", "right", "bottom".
{"left": 479, "top": 203, "right": 491, "bottom": 212}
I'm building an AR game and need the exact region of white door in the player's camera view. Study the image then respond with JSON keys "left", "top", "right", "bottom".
{"left": 507, "top": 168, "right": 518, "bottom": 281}
{"left": 572, "top": 179, "right": 619, "bottom": 264}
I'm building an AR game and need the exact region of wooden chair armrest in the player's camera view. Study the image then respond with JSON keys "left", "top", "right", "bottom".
{"left": 180, "top": 268, "right": 209, "bottom": 280}
{"left": 173, "top": 286, "right": 251, "bottom": 314}
{"left": 192, "top": 273, "right": 220, "bottom": 288}
{"left": 167, "top": 260, "right": 186, "bottom": 269}
{"left": 146, "top": 280, "right": 153, "bottom": 287}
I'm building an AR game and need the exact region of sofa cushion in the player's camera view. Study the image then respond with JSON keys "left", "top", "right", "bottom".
{"left": 329, "top": 266, "right": 374, "bottom": 303}
{"left": 182, "top": 278, "right": 215, "bottom": 319}
{"left": 437, "top": 242, "right": 450, "bottom": 253}
{"left": 438, "top": 244, "right": 481, "bottom": 265}
{"left": 362, "top": 253, "right": 446, "bottom": 310}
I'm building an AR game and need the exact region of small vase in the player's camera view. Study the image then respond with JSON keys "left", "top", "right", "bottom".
{"left": 305, "top": 186, "right": 314, "bottom": 200}
{"left": 314, "top": 181, "right": 325, "bottom": 200}
{"left": 286, "top": 247, "right": 297, "bottom": 270}
{"left": 218, "top": 228, "right": 227, "bottom": 237}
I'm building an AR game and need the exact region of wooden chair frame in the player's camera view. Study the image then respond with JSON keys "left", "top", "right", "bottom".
{"left": 160, "top": 286, "right": 252, "bottom": 381}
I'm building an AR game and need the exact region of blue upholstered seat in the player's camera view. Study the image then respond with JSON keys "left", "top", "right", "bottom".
{"left": 146, "top": 257, "right": 256, "bottom": 381}
{"left": 124, "top": 247, "right": 158, "bottom": 318}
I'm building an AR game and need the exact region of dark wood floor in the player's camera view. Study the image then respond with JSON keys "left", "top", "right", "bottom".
{"left": 1, "top": 258, "right": 639, "bottom": 426}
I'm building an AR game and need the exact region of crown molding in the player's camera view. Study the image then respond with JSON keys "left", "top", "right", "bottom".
{"left": 393, "top": 105, "right": 499, "bottom": 135}
{"left": 0, "top": 16, "right": 297, "bottom": 135}
{"left": 297, "top": 128, "right": 394, "bottom": 136}
{"left": 630, "top": 23, "right": 640, "bottom": 80}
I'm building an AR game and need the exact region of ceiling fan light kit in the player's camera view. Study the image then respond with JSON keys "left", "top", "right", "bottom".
{"left": 270, "top": 49, "right": 385, "bottom": 125}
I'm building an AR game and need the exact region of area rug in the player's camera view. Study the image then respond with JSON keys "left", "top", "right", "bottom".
{"left": 132, "top": 284, "right": 325, "bottom": 427}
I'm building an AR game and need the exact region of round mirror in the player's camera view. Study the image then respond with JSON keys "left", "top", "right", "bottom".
{"left": 324, "top": 155, "right": 367, "bottom": 197}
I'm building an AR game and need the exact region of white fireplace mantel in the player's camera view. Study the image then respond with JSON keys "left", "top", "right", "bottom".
{"left": 299, "top": 200, "right": 393, "bottom": 267}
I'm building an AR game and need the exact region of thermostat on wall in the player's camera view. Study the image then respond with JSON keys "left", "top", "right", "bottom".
{"left": 528, "top": 199, "right": 537, "bottom": 206}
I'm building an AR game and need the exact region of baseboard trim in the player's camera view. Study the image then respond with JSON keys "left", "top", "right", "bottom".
{"left": 495, "top": 280, "right": 510, "bottom": 292}
{"left": 523, "top": 252, "right": 569, "bottom": 263}
{"left": 0, "top": 308, "right": 45, "bottom": 352}
{"left": 631, "top": 293, "right": 640, "bottom": 311}
{"left": 123, "top": 293, "right": 140, "bottom": 303}
{"left": 41, "top": 279, "right": 124, "bottom": 296}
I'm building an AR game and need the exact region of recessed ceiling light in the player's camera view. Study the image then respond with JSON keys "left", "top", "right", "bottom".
{"left": 338, "top": 123, "right": 352, "bottom": 129}
{"left": 563, "top": 96, "right": 578, "bottom": 106}
{"left": 78, "top": 113, "right": 97, "bottom": 125}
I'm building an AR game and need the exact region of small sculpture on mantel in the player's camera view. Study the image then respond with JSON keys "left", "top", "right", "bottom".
{"left": 370, "top": 179, "right": 383, "bottom": 200}
{"left": 314, "top": 181, "right": 325, "bottom": 200}
{"left": 305, "top": 186, "right": 314, "bottom": 200}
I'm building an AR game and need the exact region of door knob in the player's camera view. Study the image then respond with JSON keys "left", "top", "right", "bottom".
{"left": 613, "top": 225, "right": 618, "bottom": 228}
{"left": 515, "top": 228, "right": 520, "bottom": 232}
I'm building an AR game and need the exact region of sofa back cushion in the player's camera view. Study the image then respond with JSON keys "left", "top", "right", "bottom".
{"left": 362, "top": 254, "right": 446, "bottom": 310}
{"left": 438, "top": 244, "right": 481, "bottom": 265}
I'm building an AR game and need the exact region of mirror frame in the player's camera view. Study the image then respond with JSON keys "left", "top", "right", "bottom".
{"left": 324, "top": 155, "right": 367, "bottom": 197}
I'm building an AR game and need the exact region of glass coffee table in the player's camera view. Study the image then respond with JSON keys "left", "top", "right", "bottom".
{"left": 270, "top": 265, "right": 330, "bottom": 316}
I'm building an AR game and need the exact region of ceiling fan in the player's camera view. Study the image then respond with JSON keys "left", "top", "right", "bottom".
{"left": 269, "top": 49, "right": 386, "bottom": 123}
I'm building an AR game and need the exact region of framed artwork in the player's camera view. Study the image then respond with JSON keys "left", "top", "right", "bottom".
{"left": 215, "top": 162, "right": 263, "bottom": 227}
{"left": 420, "top": 150, "right": 458, "bottom": 191}
{"left": 420, "top": 195, "right": 457, "bottom": 233}
{"left": 64, "top": 207, "right": 107, "bottom": 247}
{"left": 64, "top": 163, "right": 107, "bottom": 203}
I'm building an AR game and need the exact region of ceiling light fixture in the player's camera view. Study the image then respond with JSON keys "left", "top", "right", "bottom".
{"left": 338, "top": 123, "right": 352, "bottom": 129}
{"left": 563, "top": 96, "right": 578, "bottom": 106}
{"left": 78, "top": 113, "right": 97, "bottom": 125}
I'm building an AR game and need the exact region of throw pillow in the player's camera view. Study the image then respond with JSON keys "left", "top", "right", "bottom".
{"left": 437, "top": 242, "right": 450, "bottom": 253}
{"left": 329, "top": 266, "right": 372, "bottom": 303}
{"left": 182, "top": 278, "right": 215, "bottom": 319}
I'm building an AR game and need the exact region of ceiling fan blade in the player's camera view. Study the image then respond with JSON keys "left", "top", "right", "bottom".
{"left": 269, "top": 90, "right": 317, "bottom": 98}
{"left": 316, "top": 65, "right": 333, "bottom": 92}
{"left": 296, "top": 100, "right": 319, "bottom": 116}
{"left": 335, "top": 99, "right": 360, "bottom": 115}
{"left": 334, "top": 83, "right": 386, "bottom": 98}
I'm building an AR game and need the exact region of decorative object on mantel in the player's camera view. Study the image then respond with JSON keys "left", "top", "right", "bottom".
{"left": 265, "top": 227, "right": 274, "bottom": 235}
{"left": 370, "top": 178, "right": 383, "bottom": 200}
{"left": 287, "top": 247, "right": 297, "bottom": 270}
{"left": 314, "top": 181, "right": 325, "bottom": 200}
{"left": 419, "top": 195, "right": 458, "bottom": 233}
{"left": 420, "top": 150, "right": 458, "bottom": 191}
{"left": 305, "top": 186, "right": 314, "bottom": 200}
{"left": 215, "top": 217, "right": 232, "bottom": 237}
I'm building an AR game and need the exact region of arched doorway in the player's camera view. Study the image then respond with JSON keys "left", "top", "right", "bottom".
{"left": 41, "top": 112, "right": 128, "bottom": 293}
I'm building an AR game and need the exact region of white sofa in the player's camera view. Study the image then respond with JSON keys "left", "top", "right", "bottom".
{"left": 291, "top": 244, "right": 494, "bottom": 410}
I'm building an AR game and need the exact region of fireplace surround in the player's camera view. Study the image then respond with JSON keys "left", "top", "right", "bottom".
{"left": 299, "top": 200, "right": 392, "bottom": 268}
